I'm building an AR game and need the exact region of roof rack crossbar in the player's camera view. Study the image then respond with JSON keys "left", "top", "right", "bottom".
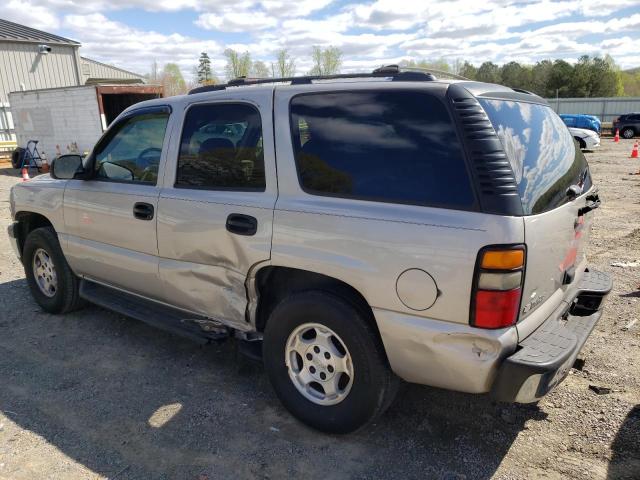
{"left": 188, "top": 65, "right": 437, "bottom": 95}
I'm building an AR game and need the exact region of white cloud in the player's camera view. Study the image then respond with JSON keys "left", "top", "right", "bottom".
{"left": 1, "top": 0, "right": 639, "bottom": 80}
{"left": 2, "top": 0, "right": 60, "bottom": 30}
{"left": 195, "top": 11, "right": 278, "bottom": 32}
{"left": 63, "top": 14, "right": 221, "bottom": 77}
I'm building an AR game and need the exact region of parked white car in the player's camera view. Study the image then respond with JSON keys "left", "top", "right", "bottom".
{"left": 569, "top": 127, "right": 600, "bottom": 150}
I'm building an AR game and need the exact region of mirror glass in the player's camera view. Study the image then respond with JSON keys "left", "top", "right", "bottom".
{"left": 52, "top": 155, "right": 83, "bottom": 179}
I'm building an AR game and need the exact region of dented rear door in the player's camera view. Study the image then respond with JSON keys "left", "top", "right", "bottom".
{"left": 156, "top": 89, "right": 277, "bottom": 330}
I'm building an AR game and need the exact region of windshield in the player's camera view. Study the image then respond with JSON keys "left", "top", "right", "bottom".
{"left": 479, "top": 99, "right": 591, "bottom": 214}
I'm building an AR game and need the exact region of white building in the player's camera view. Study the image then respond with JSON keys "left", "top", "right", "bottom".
{"left": 0, "top": 18, "right": 144, "bottom": 143}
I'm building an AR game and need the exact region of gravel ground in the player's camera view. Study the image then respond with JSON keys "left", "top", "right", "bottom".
{"left": 0, "top": 139, "right": 639, "bottom": 480}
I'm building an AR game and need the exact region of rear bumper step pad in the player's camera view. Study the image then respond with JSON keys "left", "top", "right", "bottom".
{"left": 492, "top": 269, "right": 612, "bottom": 403}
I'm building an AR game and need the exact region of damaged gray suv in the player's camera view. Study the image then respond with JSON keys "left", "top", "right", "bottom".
{"left": 8, "top": 66, "right": 612, "bottom": 433}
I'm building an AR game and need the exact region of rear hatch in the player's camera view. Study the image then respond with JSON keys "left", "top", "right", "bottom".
{"left": 479, "top": 99, "right": 596, "bottom": 333}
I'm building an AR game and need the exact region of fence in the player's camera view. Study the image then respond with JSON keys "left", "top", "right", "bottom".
{"left": 545, "top": 97, "right": 640, "bottom": 123}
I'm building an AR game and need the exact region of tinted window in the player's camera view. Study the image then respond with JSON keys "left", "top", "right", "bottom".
{"left": 95, "top": 112, "right": 168, "bottom": 184}
{"left": 176, "top": 103, "right": 265, "bottom": 190}
{"left": 289, "top": 91, "right": 475, "bottom": 209}
{"left": 628, "top": 114, "right": 640, "bottom": 121}
{"left": 479, "top": 99, "right": 591, "bottom": 214}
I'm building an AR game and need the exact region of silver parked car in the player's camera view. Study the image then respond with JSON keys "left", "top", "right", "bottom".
{"left": 8, "top": 67, "right": 612, "bottom": 433}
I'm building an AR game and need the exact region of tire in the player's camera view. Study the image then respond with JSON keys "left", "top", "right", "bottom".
{"left": 23, "top": 227, "right": 84, "bottom": 314}
{"left": 263, "top": 291, "right": 398, "bottom": 433}
{"left": 621, "top": 127, "right": 635, "bottom": 139}
{"left": 574, "top": 137, "right": 586, "bottom": 149}
{"left": 11, "top": 147, "right": 25, "bottom": 169}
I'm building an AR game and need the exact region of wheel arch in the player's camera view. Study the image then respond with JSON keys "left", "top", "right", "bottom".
{"left": 14, "top": 211, "right": 55, "bottom": 257}
{"left": 252, "top": 266, "right": 388, "bottom": 360}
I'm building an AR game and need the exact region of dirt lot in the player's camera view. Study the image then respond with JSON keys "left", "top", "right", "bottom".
{"left": 0, "top": 140, "right": 639, "bottom": 480}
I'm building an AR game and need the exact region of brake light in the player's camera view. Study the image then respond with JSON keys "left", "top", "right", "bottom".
{"left": 470, "top": 246, "right": 526, "bottom": 329}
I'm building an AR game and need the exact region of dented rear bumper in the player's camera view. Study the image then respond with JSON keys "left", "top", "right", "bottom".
{"left": 374, "top": 308, "right": 519, "bottom": 394}
{"left": 373, "top": 269, "right": 612, "bottom": 397}
{"left": 492, "top": 269, "right": 612, "bottom": 403}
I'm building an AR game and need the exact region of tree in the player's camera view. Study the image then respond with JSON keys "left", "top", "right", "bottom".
{"left": 149, "top": 60, "right": 159, "bottom": 82}
{"left": 458, "top": 61, "right": 477, "bottom": 80}
{"left": 476, "top": 62, "right": 501, "bottom": 83}
{"left": 271, "top": 49, "right": 296, "bottom": 77}
{"left": 546, "top": 60, "right": 574, "bottom": 98}
{"left": 224, "top": 49, "right": 252, "bottom": 79}
{"left": 251, "top": 60, "right": 270, "bottom": 78}
{"left": 530, "top": 60, "right": 553, "bottom": 96}
{"left": 621, "top": 69, "right": 640, "bottom": 96}
{"left": 308, "top": 46, "right": 342, "bottom": 75}
{"left": 399, "top": 58, "right": 451, "bottom": 73}
{"left": 160, "top": 63, "right": 187, "bottom": 96}
{"left": 500, "top": 61, "right": 532, "bottom": 91}
{"left": 197, "top": 52, "right": 213, "bottom": 85}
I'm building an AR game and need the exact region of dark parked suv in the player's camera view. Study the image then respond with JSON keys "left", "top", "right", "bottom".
{"left": 612, "top": 113, "right": 640, "bottom": 138}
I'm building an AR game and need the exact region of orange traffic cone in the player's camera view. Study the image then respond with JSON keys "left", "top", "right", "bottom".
{"left": 614, "top": 129, "right": 620, "bottom": 142}
{"left": 21, "top": 167, "right": 30, "bottom": 181}
{"left": 631, "top": 142, "right": 639, "bottom": 159}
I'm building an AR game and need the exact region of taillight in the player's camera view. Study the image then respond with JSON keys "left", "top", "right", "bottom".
{"left": 470, "top": 245, "right": 526, "bottom": 329}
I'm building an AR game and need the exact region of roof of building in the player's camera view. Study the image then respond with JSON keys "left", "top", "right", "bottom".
{"left": 81, "top": 57, "right": 144, "bottom": 80}
{"left": 0, "top": 18, "right": 80, "bottom": 45}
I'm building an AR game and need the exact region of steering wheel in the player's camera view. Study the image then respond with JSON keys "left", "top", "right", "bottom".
{"left": 137, "top": 147, "right": 162, "bottom": 169}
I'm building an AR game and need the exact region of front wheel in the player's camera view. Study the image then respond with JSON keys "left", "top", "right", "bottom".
{"left": 23, "top": 227, "right": 84, "bottom": 314}
{"left": 263, "top": 291, "right": 398, "bottom": 433}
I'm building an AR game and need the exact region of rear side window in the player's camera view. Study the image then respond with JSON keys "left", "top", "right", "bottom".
{"left": 176, "top": 103, "right": 265, "bottom": 191}
{"left": 479, "top": 99, "right": 591, "bottom": 215}
{"left": 289, "top": 91, "right": 475, "bottom": 209}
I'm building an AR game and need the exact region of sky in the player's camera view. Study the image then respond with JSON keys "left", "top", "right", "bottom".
{"left": 2, "top": 0, "right": 640, "bottom": 80}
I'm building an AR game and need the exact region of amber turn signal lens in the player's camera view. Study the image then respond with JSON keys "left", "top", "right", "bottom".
{"left": 481, "top": 249, "right": 524, "bottom": 270}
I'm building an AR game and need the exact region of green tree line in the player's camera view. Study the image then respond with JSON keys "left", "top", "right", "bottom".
{"left": 457, "top": 55, "right": 630, "bottom": 98}
{"left": 153, "top": 50, "right": 639, "bottom": 98}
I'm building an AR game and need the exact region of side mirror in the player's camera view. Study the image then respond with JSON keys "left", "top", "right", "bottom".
{"left": 51, "top": 155, "right": 84, "bottom": 180}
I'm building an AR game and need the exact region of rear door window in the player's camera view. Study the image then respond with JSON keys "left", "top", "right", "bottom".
{"left": 176, "top": 103, "right": 265, "bottom": 191}
{"left": 289, "top": 90, "right": 475, "bottom": 210}
{"left": 479, "top": 99, "right": 591, "bottom": 214}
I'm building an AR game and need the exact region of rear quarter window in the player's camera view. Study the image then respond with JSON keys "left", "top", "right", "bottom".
{"left": 289, "top": 90, "right": 476, "bottom": 210}
{"left": 479, "top": 99, "right": 591, "bottom": 214}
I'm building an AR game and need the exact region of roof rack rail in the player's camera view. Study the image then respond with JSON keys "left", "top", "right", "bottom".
{"left": 188, "top": 65, "right": 437, "bottom": 95}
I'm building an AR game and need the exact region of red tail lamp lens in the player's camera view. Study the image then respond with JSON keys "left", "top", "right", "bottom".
{"left": 474, "top": 288, "right": 522, "bottom": 329}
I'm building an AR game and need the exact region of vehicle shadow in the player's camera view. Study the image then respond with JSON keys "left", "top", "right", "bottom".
{"left": 0, "top": 278, "right": 542, "bottom": 479}
{"left": 608, "top": 405, "right": 640, "bottom": 479}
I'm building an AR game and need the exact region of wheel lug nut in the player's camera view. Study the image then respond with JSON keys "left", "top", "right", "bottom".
{"left": 324, "top": 352, "right": 330, "bottom": 359}
{"left": 306, "top": 353, "right": 312, "bottom": 360}
{"left": 320, "top": 372, "right": 326, "bottom": 380}
{"left": 310, "top": 366, "right": 316, "bottom": 374}
{"left": 314, "top": 346, "right": 320, "bottom": 354}
{"left": 328, "top": 366, "right": 334, "bottom": 373}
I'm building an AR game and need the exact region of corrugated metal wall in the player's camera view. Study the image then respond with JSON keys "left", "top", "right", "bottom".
{"left": 0, "top": 105, "right": 15, "bottom": 141}
{"left": 80, "top": 57, "right": 143, "bottom": 83}
{"left": 0, "top": 41, "right": 80, "bottom": 104}
{"left": 546, "top": 97, "right": 640, "bottom": 122}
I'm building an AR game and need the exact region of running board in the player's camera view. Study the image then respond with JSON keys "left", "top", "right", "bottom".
{"left": 79, "top": 280, "right": 229, "bottom": 343}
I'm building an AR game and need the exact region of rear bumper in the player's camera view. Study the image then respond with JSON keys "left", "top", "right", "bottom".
{"left": 7, "top": 222, "right": 21, "bottom": 261}
{"left": 492, "top": 270, "right": 612, "bottom": 403}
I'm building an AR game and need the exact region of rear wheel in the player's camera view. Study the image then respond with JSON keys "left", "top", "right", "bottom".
{"left": 23, "top": 227, "right": 84, "bottom": 314}
{"left": 263, "top": 291, "right": 398, "bottom": 433}
{"left": 621, "top": 127, "right": 635, "bottom": 139}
